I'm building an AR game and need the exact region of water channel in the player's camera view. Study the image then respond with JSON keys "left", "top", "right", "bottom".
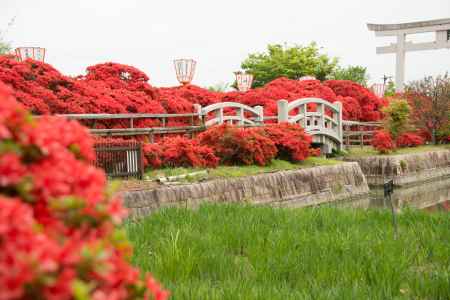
{"left": 339, "top": 176, "right": 450, "bottom": 212}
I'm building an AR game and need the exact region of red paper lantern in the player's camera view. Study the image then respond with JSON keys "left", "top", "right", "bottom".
{"left": 15, "top": 47, "right": 46, "bottom": 62}
{"left": 235, "top": 71, "right": 254, "bottom": 92}
{"left": 174, "top": 58, "right": 196, "bottom": 85}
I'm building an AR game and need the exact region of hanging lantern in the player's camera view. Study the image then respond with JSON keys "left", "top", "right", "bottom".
{"left": 235, "top": 71, "right": 254, "bottom": 92}
{"left": 371, "top": 83, "right": 386, "bottom": 98}
{"left": 174, "top": 58, "right": 196, "bottom": 85}
{"left": 298, "top": 75, "right": 316, "bottom": 81}
{"left": 15, "top": 47, "right": 46, "bottom": 62}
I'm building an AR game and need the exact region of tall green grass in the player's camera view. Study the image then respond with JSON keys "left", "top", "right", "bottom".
{"left": 126, "top": 204, "right": 450, "bottom": 299}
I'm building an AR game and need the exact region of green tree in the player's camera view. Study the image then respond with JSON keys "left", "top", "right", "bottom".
{"left": 0, "top": 40, "right": 11, "bottom": 55}
{"left": 0, "top": 17, "right": 14, "bottom": 55}
{"left": 330, "top": 65, "right": 369, "bottom": 86}
{"left": 241, "top": 43, "right": 338, "bottom": 87}
{"left": 382, "top": 98, "right": 411, "bottom": 139}
{"left": 384, "top": 80, "right": 396, "bottom": 97}
{"left": 208, "top": 82, "right": 230, "bottom": 92}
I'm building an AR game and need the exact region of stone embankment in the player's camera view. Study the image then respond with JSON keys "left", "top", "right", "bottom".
{"left": 122, "top": 162, "right": 369, "bottom": 218}
{"left": 345, "top": 150, "right": 450, "bottom": 186}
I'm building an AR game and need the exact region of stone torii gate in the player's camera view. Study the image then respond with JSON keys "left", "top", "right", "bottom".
{"left": 368, "top": 18, "right": 450, "bottom": 92}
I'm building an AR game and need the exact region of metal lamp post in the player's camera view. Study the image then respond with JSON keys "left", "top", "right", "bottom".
{"left": 15, "top": 47, "right": 46, "bottom": 62}
{"left": 235, "top": 71, "right": 253, "bottom": 92}
{"left": 174, "top": 58, "right": 196, "bottom": 85}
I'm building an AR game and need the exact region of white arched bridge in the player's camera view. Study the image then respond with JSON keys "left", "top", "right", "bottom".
{"left": 57, "top": 98, "right": 381, "bottom": 153}
{"left": 196, "top": 98, "right": 343, "bottom": 153}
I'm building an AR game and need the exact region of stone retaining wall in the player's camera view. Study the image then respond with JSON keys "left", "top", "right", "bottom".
{"left": 345, "top": 150, "right": 450, "bottom": 186}
{"left": 122, "top": 162, "right": 369, "bottom": 218}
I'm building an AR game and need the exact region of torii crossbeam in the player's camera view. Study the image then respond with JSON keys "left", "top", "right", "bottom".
{"left": 368, "top": 18, "right": 450, "bottom": 92}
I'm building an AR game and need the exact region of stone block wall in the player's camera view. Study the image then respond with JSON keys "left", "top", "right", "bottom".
{"left": 346, "top": 150, "right": 450, "bottom": 186}
{"left": 122, "top": 162, "right": 369, "bottom": 218}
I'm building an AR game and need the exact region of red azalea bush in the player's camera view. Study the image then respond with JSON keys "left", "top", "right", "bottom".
{"left": 372, "top": 130, "right": 395, "bottom": 154}
{"left": 0, "top": 56, "right": 386, "bottom": 124}
{"left": 324, "top": 80, "right": 387, "bottom": 121}
{"left": 257, "top": 123, "right": 313, "bottom": 162}
{"left": 197, "top": 125, "right": 277, "bottom": 166}
{"left": 143, "top": 136, "right": 218, "bottom": 169}
{"left": 396, "top": 132, "right": 425, "bottom": 148}
{"left": 0, "top": 82, "right": 168, "bottom": 300}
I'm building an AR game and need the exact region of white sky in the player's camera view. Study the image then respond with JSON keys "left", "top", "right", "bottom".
{"left": 1, "top": 0, "right": 449, "bottom": 88}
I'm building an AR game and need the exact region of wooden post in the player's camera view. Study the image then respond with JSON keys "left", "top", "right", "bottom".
{"left": 130, "top": 118, "right": 134, "bottom": 129}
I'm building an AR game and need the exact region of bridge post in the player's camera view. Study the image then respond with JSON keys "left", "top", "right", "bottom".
{"left": 193, "top": 104, "right": 203, "bottom": 126}
{"left": 334, "top": 101, "right": 343, "bottom": 151}
{"left": 254, "top": 105, "right": 264, "bottom": 124}
{"left": 277, "top": 100, "right": 289, "bottom": 123}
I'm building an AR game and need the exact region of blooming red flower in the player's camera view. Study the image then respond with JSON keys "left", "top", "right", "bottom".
{"left": 396, "top": 132, "right": 425, "bottom": 148}
{"left": 256, "top": 123, "right": 313, "bottom": 162}
{"left": 372, "top": 130, "right": 395, "bottom": 154}
{"left": 0, "top": 81, "right": 168, "bottom": 300}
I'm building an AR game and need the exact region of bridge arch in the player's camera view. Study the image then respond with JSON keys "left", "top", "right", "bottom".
{"left": 199, "top": 102, "right": 264, "bottom": 127}
{"left": 278, "top": 98, "right": 343, "bottom": 151}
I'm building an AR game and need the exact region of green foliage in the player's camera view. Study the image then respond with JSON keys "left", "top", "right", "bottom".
{"left": 241, "top": 43, "right": 339, "bottom": 87}
{"left": 0, "top": 40, "right": 10, "bottom": 55}
{"left": 344, "top": 145, "right": 450, "bottom": 158}
{"left": 0, "top": 18, "right": 14, "bottom": 55}
{"left": 384, "top": 80, "right": 396, "bottom": 97}
{"left": 330, "top": 65, "right": 369, "bottom": 86}
{"left": 207, "top": 82, "right": 230, "bottom": 92}
{"left": 144, "top": 158, "right": 341, "bottom": 183}
{"left": 382, "top": 98, "right": 411, "bottom": 138}
{"left": 126, "top": 204, "right": 450, "bottom": 299}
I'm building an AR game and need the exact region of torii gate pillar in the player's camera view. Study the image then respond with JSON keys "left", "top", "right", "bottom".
{"left": 368, "top": 19, "right": 450, "bottom": 92}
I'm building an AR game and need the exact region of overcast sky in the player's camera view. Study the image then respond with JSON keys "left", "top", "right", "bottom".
{"left": 1, "top": 0, "right": 449, "bottom": 88}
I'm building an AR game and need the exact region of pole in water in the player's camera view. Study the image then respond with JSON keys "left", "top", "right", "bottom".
{"left": 384, "top": 179, "right": 398, "bottom": 239}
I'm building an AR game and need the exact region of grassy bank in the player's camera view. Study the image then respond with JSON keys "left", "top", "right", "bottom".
{"left": 345, "top": 144, "right": 450, "bottom": 158}
{"left": 144, "top": 157, "right": 341, "bottom": 182}
{"left": 126, "top": 204, "right": 450, "bottom": 299}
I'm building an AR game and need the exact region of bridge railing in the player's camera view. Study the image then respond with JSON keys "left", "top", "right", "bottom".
{"left": 342, "top": 121, "right": 383, "bottom": 147}
{"left": 277, "top": 98, "right": 343, "bottom": 147}
{"left": 199, "top": 102, "right": 264, "bottom": 127}
{"left": 44, "top": 99, "right": 380, "bottom": 149}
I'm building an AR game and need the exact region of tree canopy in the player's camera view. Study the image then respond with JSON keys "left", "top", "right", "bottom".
{"left": 330, "top": 65, "right": 369, "bottom": 87}
{"left": 241, "top": 43, "right": 338, "bottom": 87}
{"left": 0, "top": 37, "right": 10, "bottom": 55}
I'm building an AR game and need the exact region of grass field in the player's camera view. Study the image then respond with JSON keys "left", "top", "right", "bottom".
{"left": 126, "top": 204, "right": 450, "bottom": 300}
{"left": 144, "top": 157, "right": 341, "bottom": 182}
{"left": 345, "top": 144, "right": 450, "bottom": 158}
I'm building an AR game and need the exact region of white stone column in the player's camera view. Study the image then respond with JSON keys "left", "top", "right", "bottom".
{"left": 395, "top": 33, "right": 406, "bottom": 93}
{"left": 277, "top": 100, "right": 289, "bottom": 123}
